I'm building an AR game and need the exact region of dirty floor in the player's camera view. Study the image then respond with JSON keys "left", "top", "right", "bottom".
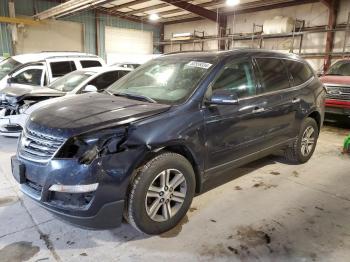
{"left": 0, "top": 123, "right": 350, "bottom": 262}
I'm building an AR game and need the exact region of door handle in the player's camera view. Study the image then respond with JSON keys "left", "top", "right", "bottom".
{"left": 252, "top": 107, "right": 265, "bottom": 113}
{"left": 292, "top": 98, "right": 301, "bottom": 103}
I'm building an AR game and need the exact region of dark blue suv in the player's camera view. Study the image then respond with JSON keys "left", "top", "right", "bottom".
{"left": 11, "top": 50, "right": 325, "bottom": 234}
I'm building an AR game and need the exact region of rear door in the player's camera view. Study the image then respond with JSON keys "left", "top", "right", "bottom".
{"left": 254, "top": 57, "right": 297, "bottom": 146}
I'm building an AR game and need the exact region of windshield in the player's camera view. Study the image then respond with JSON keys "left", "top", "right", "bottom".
{"left": 327, "top": 60, "right": 350, "bottom": 76}
{"left": 0, "top": 58, "right": 22, "bottom": 80}
{"left": 107, "top": 58, "right": 216, "bottom": 104}
{"left": 49, "top": 70, "right": 94, "bottom": 92}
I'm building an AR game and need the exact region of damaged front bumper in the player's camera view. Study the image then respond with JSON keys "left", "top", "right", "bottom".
{"left": 12, "top": 147, "right": 146, "bottom": 229}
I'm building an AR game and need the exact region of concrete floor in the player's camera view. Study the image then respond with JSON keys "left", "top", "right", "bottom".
{"left": 0, "top": 123, "right": 350, "bottom": 262}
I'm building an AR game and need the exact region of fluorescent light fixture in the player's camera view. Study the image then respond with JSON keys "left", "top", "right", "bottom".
{"left": 149, "top": 13, "right": 160, "bottom": 21}
{"left": 226, "top": 0, "right": 240, "bottom": 6}
{"left": 49, "top": 183, "right": 99, "bottom": 193}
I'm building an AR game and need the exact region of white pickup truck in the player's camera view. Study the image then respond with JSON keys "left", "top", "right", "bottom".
{"left": 0, "top": 52, "right": 105, "bottom": 91}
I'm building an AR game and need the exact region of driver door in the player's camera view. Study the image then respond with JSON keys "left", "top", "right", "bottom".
{"left": 203, "top": 58, "right": 268, "bottom": 173}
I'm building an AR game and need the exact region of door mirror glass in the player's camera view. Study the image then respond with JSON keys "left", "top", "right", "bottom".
{"left": 7, "top": 76, "right": 14, "bottom": 84}
{"left": 83, "top": 84, "right": 98, "bottom": 93}
{"left": 209, "top": 89, "right": 239, "bottom": 105}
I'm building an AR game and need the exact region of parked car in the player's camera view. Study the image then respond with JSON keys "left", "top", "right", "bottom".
{"left": 0, "top": 66, "right": 132, "bottom": 137}
{"left": 11, "top": 50, "right": 325, "bottom": 234}
{"left": 0, "top": 52, "right": 105, "bottom": 91}
{"left": 320, "top": 59, "right": 350, "bottom": 119}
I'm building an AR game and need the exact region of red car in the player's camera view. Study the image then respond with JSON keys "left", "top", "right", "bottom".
{"left": 320, "top": 59, "right": 350, "bottom": 119}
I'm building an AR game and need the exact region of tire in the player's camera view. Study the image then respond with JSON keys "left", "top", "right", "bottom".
{"left": 125, "top": 152, "right": 195, "bottom": 235}
{"left": 285, "top": 117, "right": 319, "bottom": 164}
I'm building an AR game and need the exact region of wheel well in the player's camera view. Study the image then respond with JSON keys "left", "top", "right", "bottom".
{"left": 307, "top": 111, "right": 321, "bottom": 132}
{"left": 161, "top": 145, "right": 202, "bottom": 193}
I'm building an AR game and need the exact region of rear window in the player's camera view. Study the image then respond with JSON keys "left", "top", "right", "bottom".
{"left": 80, "top": 60, "right": 102, "bottom": 68}
{"left": 256, "top": 58, "right": 290, "bottom": 93}
{"left": 284, "top": 60, "right": 313, "bottom": 86}
{"left": 50, "top": 61, "right": 77, "bottom": 78}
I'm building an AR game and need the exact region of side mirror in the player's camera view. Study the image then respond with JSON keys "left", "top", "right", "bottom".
{"left": 83, "top": 85, "right": 98, "bottom": 93}
{"left": 208, "top": 89, "right": 239, "bottom": 105}
{"left": 7, "top": 76, "right": 14, "bottom": 84}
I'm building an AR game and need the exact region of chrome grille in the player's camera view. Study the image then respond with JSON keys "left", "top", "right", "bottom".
{"left": 325, "top": 85, "right": 350, "bottom": 100}
{"left": 19, "top": 128, "right": 65, "bottom": 162}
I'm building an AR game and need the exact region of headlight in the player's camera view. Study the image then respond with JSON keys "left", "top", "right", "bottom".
{"left": 19, "top": 103, "right": 31, "bottom": 114}
{"left": 56, "top": 127, "right": 127, "bottom": 165}
{"left": 0, "top": 93, "right": 5, "bottom": 101}
{"left": 6, "top": 96, "right": 18, "bottom": 105}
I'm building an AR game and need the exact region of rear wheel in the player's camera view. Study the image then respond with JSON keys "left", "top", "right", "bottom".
{"left": 285, "top": 117, "right": 319, "bottom": 164}
{"left": 125, "top": 152, "right": 195, "bottom": 235}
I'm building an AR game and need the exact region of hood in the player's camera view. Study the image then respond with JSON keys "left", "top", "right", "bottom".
{"left": 2, "top": 84, "right": 64, "bottom": 99}
{"left": 320, "top": 75, "right": 350, "bottom": 86}
{"left": 28, "top": 92, "right": 171, "bottom": 137}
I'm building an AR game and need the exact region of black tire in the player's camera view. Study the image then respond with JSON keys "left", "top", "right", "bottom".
{"left": 285, "top": 117, "right": 319, "bottom": 164}
{"left": 125, "top": 152, "right": 195, "bottom": 235}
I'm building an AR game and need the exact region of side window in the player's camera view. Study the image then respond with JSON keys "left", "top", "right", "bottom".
{"left": 118, "top": 70, "right": 129, "bottom": 79}
{"left": 255, "top": 58, "right": 290, "bottom": 93}
{"left": 88, "top": 71, "right": 120, "bottom": 91}
{"left": 80, "top": 60, "right": 102, "bottom": 68}
{"left": 212, "top": 60, "right": 256, "bottom": 98}
{"left": 13, "top": 68, "right": 43, "bottom": 86}
{"left": 284, "top": 60, "right": 313, "bottom": 86}
{"left": 50, "top": 61, "right": 76, "bottom": 78}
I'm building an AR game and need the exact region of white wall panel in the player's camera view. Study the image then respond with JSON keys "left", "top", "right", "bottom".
{"left": 105, "top": 26, "right": 153, "bottom": 55}
{"left": 15, "top": 18, "right": 83, "bottom": 54}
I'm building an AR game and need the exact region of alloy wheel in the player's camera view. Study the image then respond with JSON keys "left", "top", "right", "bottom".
{"left": 145, "top": 169, "right": 187, "bottom": 222}
{"left": 301, "top": 126, "right": 315, "bottom": 157}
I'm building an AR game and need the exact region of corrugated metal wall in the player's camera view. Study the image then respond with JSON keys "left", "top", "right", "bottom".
{"left": 0, "top": 0, "right": 12, "bottom": 57}
{"left": 0, "top": 0, "right": 160, "bottom": 58}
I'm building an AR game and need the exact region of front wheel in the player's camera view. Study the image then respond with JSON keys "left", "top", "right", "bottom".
{"left": 125, "top": 152, "right": 195, "bottom": 235}
{"left": 285, "top": 117, "right": 319, "bottom": 164}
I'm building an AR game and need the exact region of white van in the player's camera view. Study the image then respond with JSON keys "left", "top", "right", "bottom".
{"left": 0, "top": 52, "right": 105, "bottom": 91}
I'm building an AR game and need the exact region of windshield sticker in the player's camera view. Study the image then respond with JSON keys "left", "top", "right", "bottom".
{"left": 186, "top": 61, "right": 212, "bottom": 69}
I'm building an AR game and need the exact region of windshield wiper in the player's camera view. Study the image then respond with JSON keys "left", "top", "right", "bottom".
{"left": 113, "top": 92, "right": 157, "bottom": 103}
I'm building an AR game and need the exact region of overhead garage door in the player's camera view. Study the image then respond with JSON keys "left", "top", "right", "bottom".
{"left": 105, "top": 26, "right": 153, "bottom": 64}
{"left": 16, "top": 18, "right": 83, "bottom": 54}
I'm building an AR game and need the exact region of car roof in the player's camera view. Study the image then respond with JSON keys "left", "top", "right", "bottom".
{"left": 11, "top": 52, "right": 101, "bottom": 64}
{"left": 160, "top": 49, "right": 303, "bottom": 61}
{"left": 80, "top": 66, "right": 133, "bottom": 73}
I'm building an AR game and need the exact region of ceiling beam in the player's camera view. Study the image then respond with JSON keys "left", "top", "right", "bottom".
{"left": 158, "top": 0, "right": 225, "bottom": 17}
{"left": 107, "top": 0, "right": 150, "bottom": 12}
{"left": 160, "top": 0, "right": 222, "bottom": 23}
{"left": 125, "top": 3, "right": 169, "bottom": 15}
{"left": 162, "top": 0, "right": 320, "bottom": 24}
{"left": 96, "top": 7, "right": 160, "bottom": 26}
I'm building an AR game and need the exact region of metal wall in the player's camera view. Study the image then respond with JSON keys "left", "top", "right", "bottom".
{"left": 0, "top": 0, "right": 161, "bottom": 58}
{"left": 0, "top": 0, "right": 13, "bottom": 57}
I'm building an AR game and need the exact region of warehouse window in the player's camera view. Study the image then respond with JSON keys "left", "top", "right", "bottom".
{"left": 50, "top": 61, "right": 76, "bottom": 78}
{"left": 284, "top": 60, "right": 313, "bottom": 86}
{"left": 80, "top": 60, "right": 102, "bottom": 68}
{"left": 212, "top": 60, "right": 256, "bottom": 98}
{"left": 255, "top": 58, "right": 290, "bottom": 93}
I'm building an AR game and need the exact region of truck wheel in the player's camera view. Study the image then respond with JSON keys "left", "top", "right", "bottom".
{"left": 285, "top": 117, "right": 319, "bottom": 164}
{"left": 125, "top": 152, "right": 195, "bottom": 235}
